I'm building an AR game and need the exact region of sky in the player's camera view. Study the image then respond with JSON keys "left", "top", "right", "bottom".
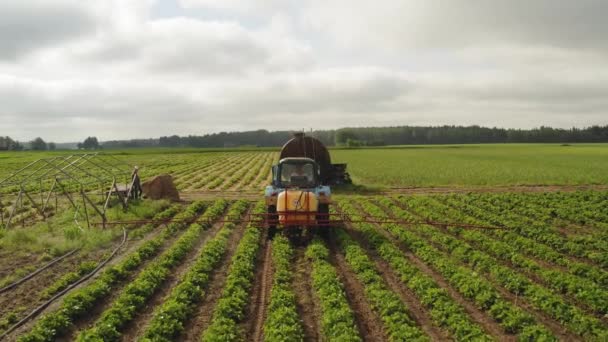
{"left": 1, "top": 0, "right": 607, "bottom": 142}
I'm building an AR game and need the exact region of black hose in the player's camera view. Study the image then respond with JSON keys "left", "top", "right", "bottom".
{"left": 0, "top": 227, "right": 127, "bottom": 339}
{"left": 0, "top": 249, "right": 79, "bottom": 294}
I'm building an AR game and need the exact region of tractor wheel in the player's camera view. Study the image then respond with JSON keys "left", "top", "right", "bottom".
{"left": 317, "top": 204, "right": 330, "bottom": 238}
{"left": 267, "top": 205, "right": 278, "bottom": 240}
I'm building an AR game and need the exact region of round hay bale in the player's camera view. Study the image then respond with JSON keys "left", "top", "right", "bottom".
{"left": 142, "top": 174, "right": 180, "bottom": 201}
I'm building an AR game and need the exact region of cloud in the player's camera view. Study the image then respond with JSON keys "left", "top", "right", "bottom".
{"left": 0, "top": 1, "right": 99, "bottom": 59}
{"left": 0, "top": 0, "right": 606, "bottom": 142}
{"left": 301, "top": 0, "right": 608, "bottom": 53}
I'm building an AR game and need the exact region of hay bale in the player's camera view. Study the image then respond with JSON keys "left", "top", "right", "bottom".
{"left": 142, "top": 174, "right": 180, "bottom": 201}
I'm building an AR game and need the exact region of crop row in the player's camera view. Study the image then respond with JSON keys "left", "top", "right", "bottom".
{"left": 206, "top": 154, "right": 259, "bottom": 190}
{"left": 373, "top": 197, "right": 608, "bottom": 339}
{"left": 250, "top": 153, "right": 276, "bottom": 188}
{"left": 234, "top": 152, "right": 273, "bottom": 189}
{"left": 403, "top": 195, "right": 608, "bottom": 312}
{"left": 201, "top": 201, "right": 266, "bottom": 341}
{"left": 174, "top": 154, "right": 243, "bottom": 189}
{"left": 337, "top": 200, "right": 493, "bottom": 340}
{"left": 472, "top": 193, "right": 608, "bottom": 252}
{"left": 19, "top": 201, "right": 208, "bottom": 342}
{"left": 305, "top": 239, "right": 361, "bottom": 341}
{"left": 220, "top": 154, "right": 265, "bottom": 190}
{"left": 76, "top": 199, "right": 230, "bottom": 341}
{"left": 439, "top": 195, "right": 608, "bottom": 281}
{"left": 518, "top": 191, "right": 608, "bottom": 227}
{"left": 422, "top": 195, "right": 608, "bottom": 288}
{"left": 263, "top": 235, "right": 304, "bottom": 341}
{"left": 342, "top": 198, "right": 556, "bottom": 340}
{"left": 334, "top": 225, "right": 429, "bottom": 341}
{"left": 39, "top": 202, "right": 177, "bottom": 300}
{"left": 445, "top": 194, "right": 608, "bottom": 267}
{"left": 140, "top": 200, "right": 250, "bottom": 341}
{"left": 184, "top": 154, "right": 255, "bottom": 190}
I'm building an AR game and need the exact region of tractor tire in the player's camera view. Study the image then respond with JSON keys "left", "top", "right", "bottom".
{"left": 267, "top": 205, "right": 278, "bottom": 239}
{"left": 317, "top": 203, "right": 330, "bottom": 238}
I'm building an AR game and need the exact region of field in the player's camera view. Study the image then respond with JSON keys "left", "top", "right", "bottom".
{"left": 2, "top": 143, "right": 608, "bottom": 190}
{"left": 0, "top": 144, "right": 607, "bottom": 341}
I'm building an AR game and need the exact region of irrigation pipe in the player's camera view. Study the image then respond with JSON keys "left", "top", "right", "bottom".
{"left": 0, "top": 249, "right": 79, "bottom": 294}
{"left": 0, "top": 227, "right": 127, "bottom": 339}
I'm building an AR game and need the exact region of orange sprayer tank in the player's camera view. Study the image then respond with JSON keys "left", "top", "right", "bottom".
{"left": 276, "top": 190, "right": 318, "bottom": 226}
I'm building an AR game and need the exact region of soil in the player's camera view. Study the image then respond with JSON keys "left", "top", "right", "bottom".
{"left": 119, "top": 204, "right": 240, "bottom": 341}
{"left": 326, "top": 233, "right": 386, "bottom": 342}
{"left": 179, "top": 206, "right": 252, "bottom": 341}
{"left": 346, "top": 201, "right": 516, "bottom": 340}
{"left": 364, "top": 200, "right": 581, "bottom": 341}
{"left": 292, "top": 248, "right": 322, "bottom": 342}
{"left": 245, "top": 239, "right": 272, "bottom": 342}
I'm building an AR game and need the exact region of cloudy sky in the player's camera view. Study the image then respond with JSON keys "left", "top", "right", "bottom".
{"left": 1, "top": 0, "right": 607, "bottom": 142}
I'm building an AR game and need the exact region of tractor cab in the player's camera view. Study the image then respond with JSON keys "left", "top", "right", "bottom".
{"left": 273, "top": 158, "right": 319, "bottom": 189}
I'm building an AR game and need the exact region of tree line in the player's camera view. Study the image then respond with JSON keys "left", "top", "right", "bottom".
{"left": 0, "top": 136, "right": 99, "bottom": 151}
{"left": 104, "top": 125, "right": 608, "bottom": 148}
{"left": 3, "top": 125, "right": 608, "bottom": 150}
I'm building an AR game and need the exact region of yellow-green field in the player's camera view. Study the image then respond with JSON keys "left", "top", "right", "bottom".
{"left": 2, "top": 143, "right": 608, "bottom": 190}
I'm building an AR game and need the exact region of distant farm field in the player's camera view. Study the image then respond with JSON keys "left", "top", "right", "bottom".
{"left": 332, "top": 143, "right": 608, "bottom": 188}
{"left": 2, "top": 143, "right": 608, "bottom": 190}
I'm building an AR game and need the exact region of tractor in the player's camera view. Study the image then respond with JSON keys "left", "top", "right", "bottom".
{"left": 264, "top": 133, "right": 350, "bottom": 241}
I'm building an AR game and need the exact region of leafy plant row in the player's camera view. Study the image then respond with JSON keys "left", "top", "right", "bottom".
{"left": 18, "top": 202, "right": 206, "bottom": 342}
{"left": 221, "top": 154, "right": 266, "bottom": 190}
{"left": 39, "top": 261, "right": 97, "bottom": 300}
{"left": 511, "top": 191, "right": 608, "bottom": 228}
{"left": 140, "top": 200, "right": 250, "bottom": 342}
{"left": 337, "top": 200, "right": 492, "bottom": 341}
{"left": 305, "top": 239, "right": 361, "bottom": 342}
{"left": 250, "top": 153, "right": 275, "bottom": 187}
{"left": 422, "top": 195, "right": 608, "bottom": 288}
{"left": 175, "top": 154, "right": 238, "bottom": 188}
{"left": 445, "top": 193, "right": 608, "bottom": 267}
{"left": 211, "top": 154, "right": 259, "bottom": 189}
{"left": 375, "top": 197, "right": 608, "bottom": 339}
{"left": 128, "top": 204, "right": 181, "bottom": 240}
{"left": 333, "top": 226, "right": 429, "bottom": 341}
{"left": 438, "top": 195, "right": 608, "bottom": 284}
{"left": 263, "top": 235, "right": 304, "bottom": 341}
{"left": 188, "top": 155, "right": 249, "bottom": 190}
{"left": 344, "top": 198, "right": 556, "bottom": 340}
{"left": 76, "top": 200, "right": 230, "bottom": 341}
{"left": 473, "top": 193, "right": 608, "bottom": 252}
{"left": 402, "top": 195, "right": 608, "bottom": 313}
{"left": 201, "top": 201, "right": 266, "bottom": 342}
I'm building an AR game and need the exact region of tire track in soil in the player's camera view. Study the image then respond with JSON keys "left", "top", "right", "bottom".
{"left": 119, "top": 204, "right": 240, "bottom": 341}
{"left": 292, "top": 248, "right": 322, "bottom": 342}
{"left": 325, "top": 233, "right": 386, "bottom": 342}
{"left": 365, "top": 200, "right": 581, "bottom": 341}
{"left": 243, "top": 233, "right": 272, "bottom": 342}
{"left": 178, "top": 206, "right": 252, "bottom": 341}
{"left": 341, "top": 226, "right": 450, "bottom": 341}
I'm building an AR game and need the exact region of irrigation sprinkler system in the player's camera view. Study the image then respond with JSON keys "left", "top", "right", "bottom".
{"left": 0, "top": 153, "right": 134, "bottom": 229}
